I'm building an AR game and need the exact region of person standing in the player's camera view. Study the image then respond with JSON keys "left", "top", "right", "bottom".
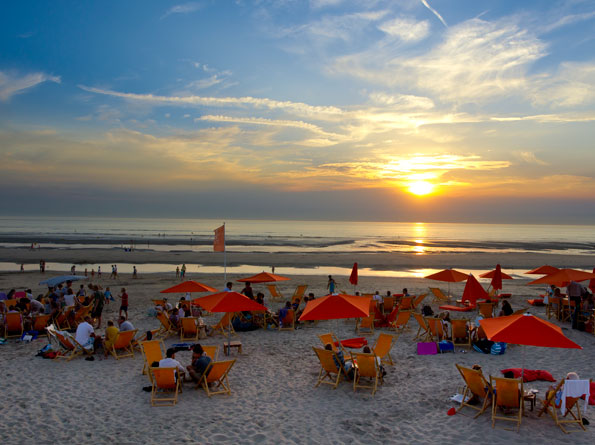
{"left": 119, "top": 287, "right": 129, "bottom": 320}
{"left": 133, "top": 266, "right": 138, "bottom": 279}
{"left": 98, "top": 266, "right": 101, "bottom": 277}
{"left": 92, "top": 285, "right": 105, "bottom": 329}
{"left": 567, "top": 280, "right": 585, "bottom": 329}
{"left": 327, "top": 275, "right": 336, "bottom": 294}
{"left": 180, "top": 264, "right": 186, "bottom": 279}
{"left": 241, "top": 282, "right": 254, "bottom": 299}
{"left": 175, "top": 266, "right": 180, "bottom": 278}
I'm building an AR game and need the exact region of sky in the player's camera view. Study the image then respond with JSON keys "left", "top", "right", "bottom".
{"left": 1, "top": 0, "right": 594, "bottom": 223}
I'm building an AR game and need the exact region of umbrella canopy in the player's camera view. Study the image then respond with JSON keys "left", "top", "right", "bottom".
{"left": 299, "top": 294, "right": 370, "bottom": 321}
{"left": 479, "top": 313, "right": 581, "bottom": 349}
{"left": 527, "top": 268, "right": 595, "bottom": 288}
{"left": 425, "top": 269, "right": 469, "bottom": 282}
{"left": 589, "top": 268, "right": 595, "bottom": 294}
{"left": 39, "top": 275, "right": 87, "bottom": 287}
{"left": 349, "top": 262, "right": 358, "bottom": 286}
{"left": 525, "top": 265, "right": 559, "bottom": 275}
{"left": 160, "top": 280, "right": 217, "bottom": 294}
{"left": 461, "top": 274, "right": 488, "bottom": 306}
{"left": 479, "top": 265, "right": 513, "bottom": 280}
{"left": 192, "top": 291, "right": 267, "bottom": 313}
{"left": 236, "top": 272, "right": 290, "bottom": 283}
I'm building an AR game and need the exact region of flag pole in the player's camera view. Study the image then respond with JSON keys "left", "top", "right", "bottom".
{"left": 223, "top": 222, "right": 227, "bottom": 285}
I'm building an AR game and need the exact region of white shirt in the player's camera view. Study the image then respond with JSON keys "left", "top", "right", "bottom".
{"left": 75, "top": 321, "right": 94, "bottom": 346}
{"left": 159, "top": 357, "right": 185, "bottom": 373}
{"left": 64, "top": 294, "right": 75, "bottom": 307}
{"left": 373, "top": 293, "right": 382, "bottom": 302}
{"left": 119, "top": 320, "right": 134, "bottom": 331}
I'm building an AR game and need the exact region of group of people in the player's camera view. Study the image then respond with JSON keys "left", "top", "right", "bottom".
{"left": 175, "top": 264, "right": 187, "bottom": 279}
{"left": 545, "top": 281, "right": 594, "bottom": 329}
{"left": 150, "top": 344, "right": 213, "bottom": 385}
{"left": 74, "top": 314, "right": 136, "bottom": 359}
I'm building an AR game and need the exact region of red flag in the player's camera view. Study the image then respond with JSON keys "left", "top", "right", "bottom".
{"left": 349, "top": 262, "right": 358, "bottom": 286}
{"left": 213, "top": 224, "right": 225, "bottom": 252}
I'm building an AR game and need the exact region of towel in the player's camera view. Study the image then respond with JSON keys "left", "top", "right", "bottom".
{"left": 561, "top": 380, "right": 590, "bottom": 414}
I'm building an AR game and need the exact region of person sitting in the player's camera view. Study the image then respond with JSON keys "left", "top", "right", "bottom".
{"left": 29, "top": 296, "right": 45, "bottom": 315}
{"left": 169, "top": 309, "right": 181, "bottom": 329}
{"left": 75, "top": 315, "right": 101, "bottom": 353}
{"left": 103, "top": 320, "right": 119, "bottom": 357}
{"left": 159, "top": 348, "right": 186, "bottom": 379}
{"left": 64, "top": 288, "right": 76, "bottom": 307}
{"left": 241, "top": 282, "right": 254, "bottom": 300}
{"left": 118, "top": 316, "right": 134, "bottom": 331}
{"left": 499, "top": 300, "right": 514, "bottom": 317}
{"left": 363, "top": 345, "right": 386, "bottom": 377}
{"left": 325, "top": 343, "right": 353, "bottom": 379}
{"left": 255, "top": 292, "right": 265, "bottom": 305}
{"left": 278, "top": 301, "right": 292, "bottom": 328}
{"left": 186, "top": 344, "right": 212, "bottom": 383}
{"left": 373, "top": 291, "right": 383, "bottom": 313}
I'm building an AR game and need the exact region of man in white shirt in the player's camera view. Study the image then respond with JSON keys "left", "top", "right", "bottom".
{"left": 75, "top": 316, "right": 98, "bottom": 351}
{"left": 159, "top": 348, "right": 186, "bottom": 376}
{"left": 118, "top": 316, "right": 134, "bottom": 331}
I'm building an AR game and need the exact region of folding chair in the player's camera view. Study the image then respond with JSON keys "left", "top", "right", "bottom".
{"left": 278, "top": 309, "right": 295, "bottom": 331}
{"left": 399, "top": 296, "right": 414, "bottom": 310}
{"left": 109, "top": 329, "right": 138, "bottom": 359}
{"left": 150, "top": 367, "right": 181, "bottom": 406}
{"left": 412, "top": 312, "right": 430, "bottom": 341}
{"left": 140, "top": 339, "right": 166, "bottom": 377}
{"left": 318, "top": 332, "right": 352, "bottom": 361}
{"left": 312, "top": 346, "right": 349, "bottom": 389}
{"left": 200, "top": 360, "right": 236, "bottom": 397}
{"left": 455, "top": 364, "right": 493, "bottom": 418}
{"left": 429, "top": 287, "right": 451, "bottom": 303}
{"left": 451, "top": 319, "right": 472, "bottom": 349}
{"left": 156, "top": 311, "right": 179, "bottom": 339}
{"left": 389, "top": 310, "right": 411, "bottom": 332}
{"left": 180, "top": 317, "right": 199, "bottom": 341}
{"left": 372, "top": 332, "right": 398, "bottom": 366}
{"left": 356, "top": 314, "right": 375, "bottom": 335}
{"left": 490, "top": 376, "right": 523, "bottom": 431}
{"left": 478, "top": 302, "right": 494, "bottom": 319}
{"left": 353, "top": 352, "right": 383, "bottom": 395}
{"left": 538, "top": 378, "right": 590, "bottom": 433}
{"left": 209, "top": 312, "right": 236, "bottom": 337}
{"left": 4, "top": 312, "right": 24, "bottom": 338}
{"left": 266, "top": 284, "right": 284, "bottom": 301}
{"left": 32, "top": 314, "right": 51, "bottom": 332}
{"left": 411, "top": 293, "right": 428, "bottom": 310}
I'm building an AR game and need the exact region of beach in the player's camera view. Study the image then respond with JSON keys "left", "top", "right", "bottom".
{"left": 1, "top": 248, "right": 594, "bottom": 445}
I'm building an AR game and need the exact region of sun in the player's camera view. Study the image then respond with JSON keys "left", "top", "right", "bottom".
{"left": 407, "top": 181, "right": 435, "bottom": 196}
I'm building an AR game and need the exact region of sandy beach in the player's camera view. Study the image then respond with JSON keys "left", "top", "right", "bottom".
{"left": 1, "top": 249, "right": 594, "bottom": 444}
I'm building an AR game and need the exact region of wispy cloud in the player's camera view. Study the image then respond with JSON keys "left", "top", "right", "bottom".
{"left": 539, "top": 11, "right": 595, "bottom": 34}
{"left": 0, "top": 71, "right": 61, "bottom": 102}
{"left": 420, "top": 0, "right": 447, "bottom": 28}
{"left": 378, "top": 17, "right": 430, "bottom": 42}
{"left": 517, "top": 151, "right": 548, "bottom": 166}
{"left": 162, "top": 2, "right": 203, "bottom": 19}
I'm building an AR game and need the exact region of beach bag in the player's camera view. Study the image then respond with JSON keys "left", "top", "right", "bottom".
{"left": 472, "top": 339, "right": 493, "bottom": 354}
{"left": 490, "top": 342, "right": 506, "bottom": 355}
{"left": 417, "top": 342, "right": 437, "bottom": 355}
{"left": 438, "top": 340, "right": 454, "bottom": 353}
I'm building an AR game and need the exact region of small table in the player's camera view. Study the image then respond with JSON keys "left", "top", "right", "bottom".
{"left": 223, "top": 341, "right": 242, "bottom": 356}
{"left": 523, "top": 392, "right": 537, "bottom": 411}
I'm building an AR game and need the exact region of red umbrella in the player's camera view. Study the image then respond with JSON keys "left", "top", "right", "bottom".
{"left": 237, "top": 272, "right": 290, "bottom": 283}
{"left": 299, "top": 293, "right": 370, "bottom": 321}
{"left": 527, "top": 268, "right": 595, "bottom": 288}
{"left": 349, "top": 262, "right": 358, "bottom": 286}
{"left": 461, "top": 274, "right": 488, "bottom": 307}
{"left": 589, "top": 268, "right": 595, "bottom": 294}
{"left": 525, "top": 265, "right": 559, "bottom": 275}
{"left": 192, "top": 291, "right": 267, "bottom": 312}
{"left": 479, "top": 265, "right": 513, "bottom": 281}
{"left": 425, "top": 268, "right": 468, "bottom": 297}
{"left": 160, "top": 280, "right": 218, "bottom": 294}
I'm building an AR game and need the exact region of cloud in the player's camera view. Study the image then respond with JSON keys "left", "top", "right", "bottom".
{"left": 0, "top": 71, "right": 61, "bottom": 102}
{"left": 162, "top": 2, "right": 203, "bottom": 19}
{"left": 420, "top": 0, "right": 447, "bottom": 28}
{"left": 539, "top": 11, "right": 595, "bottom": 34}
{"left": 378, "top": 17, "right": 430, "bottom": 42}
{"left": 516, "top": 151, "right": 548, "bottom": 166}
{"left": 368, "top": 92, "right": 434, "bottom": 110}
{"left": 529, "top": 62, "right": 595, "bottom": 108}
{"left": 310, "top": 0, "right": 344, "bottom": 9}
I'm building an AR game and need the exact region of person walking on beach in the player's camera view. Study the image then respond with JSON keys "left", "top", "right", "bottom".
{"left": 180, "top": 264, "right": 186, "bottom": 279}
{"left": 114, "top": 264, "right": 118, "bottom": 279}
{"left": 176, "top": 266, "right": 180, "bottom": 278}
{"left": 98, "top": 266, "right": 101, "bottom": 277}
{"left": 71, "top": 265, "right": 76, "bottom": 275}
{"left": 110, "top": 265, "right": 115, "bottom": 279}
{"left": 119, "top": 287, "right": 129, "bottom": 320}
{"left": 327, "top": 275, "right": 336, "bottom": 294}
{"left": 133, "top": 266, "right": 138, "bottom": 279}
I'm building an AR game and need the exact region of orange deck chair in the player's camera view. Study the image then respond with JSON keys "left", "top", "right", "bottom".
{"left": 156, "top": 311, "right": 179, "bottom": 338}
{"left": 4, "top": 312, "right": 24, "bottom": 338}
{"left": 266, "top": 284, "right": 284, "bottom": 301}
{"left": 353, "top": 352, "right": 383, "bottom": 395}
{"left": 48, "top": 325, "right": 93, "bottom": 361}
{"left": 278, "top": 309, "right": 295, "bottom": 331}
{"left": 490, "top": 376, "right": 523, "bottom": 431}
{"left": 291, "top": 285, "right": 308, "bottom": 304}
{"left": 202, "top": 345, "right": 218, "bottom": 361}
{"left": 356, "top": 314, "right": 375, "bottom": 335}
{"left": 399, "top": 296, "right": 414, "bottom": 310}
{"left": 372, "top": 332, "right": 398, "bottom": 366}
{"left": 150, "top": 367, "right": 181, "bottom": 406}
{"left": 451, "top": 319, "right": 472, "bottom": 349}
{"left": 411, "top": 293, "right": 428, "bottom": 310}
{"left": 312, "top": 346, "right": 349, "bottom": 389}
{"left": 412, "top": 312, "right": 430, "bottom": 341}
{"left": 455, "top": 364, "right": 493, "bottom": 418}
{"left": 32, "top": 314, "right": 51, "bottom": 332}
{"left": 209, "top": 312, "right": 236, "bottom": 337}
{"left": 109, "top": 329, "right": 138, "bottom": 359}
{"left": 200, "top": 360, "right": 236, "bottom": 397}
{"left": 180, "top": 317, "right": 199, "bottom": 341}
{"left": 429, "top": 287, "right": 451, "bottom": 303}
{"left": 318, "top": 332, "right": 352, "bottom": 361}
{"left": 390, "top": 310, "right": 412, "bottom": 332}
{"left": 538, "top": 378, "right": 590, "bottom": 433}
{"left": 478, "top": 302, "right": 494, "bottom": 319}
{"left": 140, "top": 339, "right": 166, "bottom": 376}
{"left": 426, "top": 317, "right": 447, "bottom": 342}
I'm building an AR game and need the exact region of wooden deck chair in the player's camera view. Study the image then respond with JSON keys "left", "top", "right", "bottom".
{"left": 32, "top": 314, "right": 51, "bottom": 332}
{"left": 399, "top": 296, "right": 414, "bottom": 310}
{"left": 49, "top": 325, "right": 92, "bottom": 361}
{"left": 109, "top": 329, "right": 138, "bottom": 359}
{"left": 353, "top": 352, "right": 383, "bottom": 395}
{"left": 538, "top": 378, "right": 589, "bottom": 433}
{"left": 451, "top": 319, "right": 472, "bottom": 349}
{"left": 150, "top": 367, "right": 181, "bottom": 406}
{"left": 132, "top": 329, "right": 160, "bottom": 351}
{"left": 372, "top": 332, "right": 398, "bottom": 366}
{"left": 4, "top": 312, "right": 24, "bottom": 338}
{"left": 560, "top": 299, "right": 573, "bottom": 323}
{"left": 412, "top": 293, "right": 428, "bottom": 310}
{"left": 547, "top": 297, "right": 561, "bottom": 320}
{"left": 383, "top": 296, "right": 395, "bottom": 314}
{"left": 152, "top": 299, "right": 166, "bottom": 307}
{"left": 389, "top": 310, "right": 411, "bottom": 332}
{"left": 155, "top": 311, "right": 178, "bottom": 338}
{"left": 356, "top": 314, "right": 375, "bottom": 335}
{"left": 140, "top": 339, "right": 166, "bottom": 376}
{"left": 291, "top": 285, "right": 308, "bottom": 304}
{"left": 455, "top": 364, "right": 493, "bottom": 418}
{"left": 426, "top": 317, "right": 446, "bottom": 342}
{"left": 312, "top": 346, "right": 348, "bottom": 389}
{"left": 278, "top": 309, "right": 295, "bottom": 331}
{"left": 180, "top": 317, "right": 199, "bottom": 341}
{"left": 54, "top": 310, "right": 71, "bottom": 331}
{"left": 412, "top": 312, "right": 430, "bottom": 341}
{"left": 201, "top": 360, "right": 236, "bottom": 397}
{"left": 318, "top": 332, "right": 352, "bottom": 360}
{"left": 429, "top": 287, "right": 451, "bottom": 303}
{"left": 73, "top": 304, "right": 93, "bottom": 326}
{"left": 266, "top": 284, "right": 284, "bottom": 301}
{"left": 202, "top": 345, "right": 218, "bottom": 360}
{"left": 479, "top": 302, "right": 494, "bottom": 319}
{"left": 490, "top": 376, "right": 523, "bottom": 431}
{"left": 209, "top": 312, "right": 236, "bottom": 337}
{"left": 251, "top": 310, "right": 275, "bottom": 329}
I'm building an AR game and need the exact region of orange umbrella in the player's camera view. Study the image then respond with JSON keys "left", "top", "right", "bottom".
{"left": 479, "top": 266, "right": 513, "bottom": 280}
{"left": 160, "top": 280, "right": 218, "bottom": 294}
{"left": 525, "top": 265, "right": 559, "bottom": 275}
{"left": 461, "top": 274, "right": 488, "bottom": 307}
{"left": 237, "top": 272, "right": 290, "bottom": 283}
{"left": 527, "top": 268, "right": 595, "bottom": 288}
{"left": 299, "top": 293, "right": 370, "bottom": 321}
{"left": 192, "top": 291, "right": 267, "bottom": 312}
{"left": 425, "top": 268, "right": 468, "bottom": 296}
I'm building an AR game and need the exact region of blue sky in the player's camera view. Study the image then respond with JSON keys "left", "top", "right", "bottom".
{"left": 1, "top": 1, "right": 594, "bottom": 222}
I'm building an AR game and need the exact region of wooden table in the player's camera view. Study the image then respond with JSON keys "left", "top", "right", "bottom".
{"left": 223, "top": 341, "right": 242, "bottom": 356}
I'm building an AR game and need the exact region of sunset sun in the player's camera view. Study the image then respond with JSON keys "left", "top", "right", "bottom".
{"left": 407, "top": 181, "right": 435, "bottom": 196}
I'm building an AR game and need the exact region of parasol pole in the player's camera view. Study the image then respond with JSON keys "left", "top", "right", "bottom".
{"left": 223, "top": 223, "right": 227, "bottom": 284}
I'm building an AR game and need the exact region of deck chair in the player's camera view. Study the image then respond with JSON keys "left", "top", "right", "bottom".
{"left": 266, "top": 284, "right": 284, "bottom": 301}
{"left": 372, "top": 332, "right": 398, "bottom": 366}
{"left": 426, "top": 317, "right": 447, "bottom": 342}
{"left": 538, "top": 378, "right": 590, "bottom": 433}
{"left": 312, "top": 346, "right": 349, "bottom": 389}
{"left": 278, "top": 309, "right": 295, "bottom": 331}
{"left": 150, "top": 367, "right": 181, "bottom": 406}
{"left": 140, "top": 339, "right": 166, "bottom": 376}
{"left": 478, "top": 302, "right": 494, "bottom": 319}
{"left": 430, "top": 287, "right": 451, "bottom": 303}
{"left": 152, "top": 299, "right": 166, "bottom": 307}
{"left": 383, "top": 296, "right": 395, "bottom": 313}
{"left": 356, "top": 314, "right": 375, "bottom": 335}
{"left": 451, "top": 319, "right": 472, "bottom": 349}
{"left": 32, "top": 314, "right": 51, "bottom": 332}
{"left": 209, "top": 312, "right": 236, "bottom": 337}
{"left": 560, "top": 299, "right": 572, "bottom": 323}
{"left": 200, "top": 359, "right": 236, "bottom": 397}
{"left": 389, "top": 310, "right": 411, "bottom": 332}
{"left": 490, "top": 376, "right": 523, "bottom": 431}
{"left": 4, "top": 312, "right": 24, "bottom": 338}
{"left": 318, "top": 332, "right": 352, "bottom": 361}
{"left": 291, "top": 285, "right": 308, "bottom": 304}
{"left": 49, "top": 325, "right": 93, "bottom": 361}
{"left": 411, "top": 293, "right": 428, "bottom": 310}
{"left": 399, "top": 296, "right": 414, "bottom": 310}
{"left": 73, "top": 304, "right": 93, "bottom": 326}
{"left": 202, "top": 345, "right": 218, "bottom": 360}
{"left": 109, "top": 329, "right": 138, "bottom": 359}
{"left": 412, "top": 312, "right": 430, "bottom": 341}
{"left": 455, "top": 364, "right": 493, "bottom": 418}
{"left": 180, "top": 317, "right": 199, "bottom": 341}
{"left": 353, "top": 352, "right": 383, "bottom": 395}
{"left": 546, "top": 297, "right": 561, "bottom": 320}
{"left": 54, "top": 310, "right": 71, "bottom": 331}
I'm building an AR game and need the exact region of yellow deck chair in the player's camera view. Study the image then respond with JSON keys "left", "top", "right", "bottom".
{"left": 140, "top": 339, "right": 166, "bottom": 376}
{"left": 155, "top": 311, "right": 179, "bottom": 338}
{"left": 479, "top": 302, "right": 494, "bottom": 319}
{"left": 152, "top": 299, "right": 166, "bottom": 307}
{"left": 150, "top": 367, "right": 181, "bottom": 406}
{"left": 278, "top": 309, "right": 295, "bottom": 331}
{"left": 353, "top": 352, "right": 382, "bottom": 395}
{"left": 390, "top": 310, "right": 411, "bottom": 332}
{"left": 429, "top": 287, "right": 451, "bottom": 303}
{"left": 412, "top": 293, "right": 428, "bottom": 310}
{"left": 312, "top": 346, "right": 348, "bottom": 389}
{"left": 54, "top": 310, "right": 71, "bottom": 331}
{"left": 201, "top": 359, "right": 236, "bottom": 397}
{"left": 356, "top": 314, "right": 375, "bottom": 335}
{"left": 538, "top": 378, "right": 589, "bottom": 433}
{"left": 372, "top": 332, "right": 398, "bottom": 366}
{"left": 318, "top": 332, "right": 352, "bottom": 361}
{"left": 455, "top": 364, "right": 493, "bottom": 418}
{"left": 4, "top": 312, "right": 23, "bottom": 338}
{"left": 490, "top": 376, "right": 523, "bottom": 431}
{"left": 210, "top": 312, "right": 236, "bottom": 337}
{"left": 266, "top": 284, "right": 284, "bottom": 301}
{"left": 202, "top": 345, "right": 218, "bottom": 361}
{"left": 412, "top": 312, "right": 430, "bottom": 341}
{"left": 32, "top": 314, "right": 51, "bottom": 332}
{"left": 49, "top": 325, "right": 93, "bottom": 361}
{"left": 109, "top": 329, "right": 138, "bottom": 359}
{"left": 426, "top": 317, "right": 447, "bottom": 342}
{"left": 291, "top": 285, "right": 308, "bottom": 304}
{"left": 180, "top": 317, "right": 199, "bottom": 341}
{"left": 451, "top": 319, "right": 471, "bottom": 349}
{"left": 73, "top": 304, "right": 93, "bottom": 326}
{"left": 399, "top": 296, "right": 414, "bottom": 310}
